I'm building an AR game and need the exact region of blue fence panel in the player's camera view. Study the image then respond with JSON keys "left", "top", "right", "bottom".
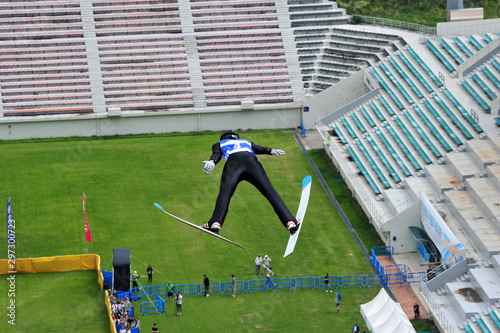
{"left": 129, "top": 287, "right": 149, "bottom": 301}
{"left": 140, "top": 295, "right": 165, "bottom": 316}
{"left": 385, "top": 273, "right": 405, "bottom": 287}
{"left": 116, "top": 324, "right": 139, "bottom": 333}
{"left": 199, "top": 282, "right": 221, "bottom": 296}
{"left": 176, "top": 283, "right": 199, "bottom": 297}
{"left": 341, "top": 275, "right": 364, "bottom": 289}
{"left": 383, "top": 264, "right": 406, "bottom": 275}
{"left": 222, "top": 281, "right": 247, "bottom": 295}
{"left": 294, "top": 277, "right": 316, "bottom": 291}
{"left": 271, "top": 278, "right": 292, "bottom": 292}
{"left": 365, "top": 274, "right": 386, "bottom": 288}
{"left": 151, "top": 285, "right": 172, "bottom": 297}
{"left": 316, "top": 276, "right": 340, "bottom": 290}
{"left": 371, "top": 246, "right": 394, "bottom": 257}
{"left": 248, "top": 279, "right": 268, "bottom": 293}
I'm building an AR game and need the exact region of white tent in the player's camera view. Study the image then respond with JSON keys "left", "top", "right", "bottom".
{"left": 360, "top": 288, "right": 416, "bottom": 333}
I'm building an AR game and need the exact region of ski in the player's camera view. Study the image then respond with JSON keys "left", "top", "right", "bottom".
{"left": 283, "top": 175, "right": 312, "bottom": 258}
{"left": 153, "top": 203, "right": 246, "bottom": 249}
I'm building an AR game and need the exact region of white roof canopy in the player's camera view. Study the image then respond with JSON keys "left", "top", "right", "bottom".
{"left": 360, "top": 288, "right": 416, "bottom": 333}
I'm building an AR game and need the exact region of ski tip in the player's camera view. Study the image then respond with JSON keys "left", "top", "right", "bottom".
{"left": 303, "top": 175, "right": 312, "bottom": 187}
{"left": 153, "top": 203, "right": 164, "bottom": 211}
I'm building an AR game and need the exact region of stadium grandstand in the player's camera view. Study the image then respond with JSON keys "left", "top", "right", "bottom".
{"left": 1, "top": 0, "right": 500, "bottom": 332}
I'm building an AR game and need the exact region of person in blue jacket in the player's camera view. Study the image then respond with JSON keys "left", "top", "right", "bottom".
{"left": 202, "top": 130, "right": 300, "bottom": 235}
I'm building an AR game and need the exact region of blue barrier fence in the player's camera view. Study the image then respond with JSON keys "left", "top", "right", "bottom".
{"left": 140, "top": 295, "right": 165, "bottom": 316}
{"left": 106, "top": 247, "right": 428, "bottom": 313}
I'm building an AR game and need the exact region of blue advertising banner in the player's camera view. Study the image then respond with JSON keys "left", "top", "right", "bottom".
{"left": 421, "top": 193, "right": 464, "bottom": 264}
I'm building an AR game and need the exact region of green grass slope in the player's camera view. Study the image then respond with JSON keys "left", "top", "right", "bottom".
{"left": 0, "top": 132, "right": 379, "bottom": 332}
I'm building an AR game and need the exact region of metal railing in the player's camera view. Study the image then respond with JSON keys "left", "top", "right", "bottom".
{"left": 352, "top": 15, "right": 437, "bottom": 36}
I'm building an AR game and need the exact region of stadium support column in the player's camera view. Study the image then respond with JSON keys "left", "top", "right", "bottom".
{"left": 80, "top": 0, "right": 107, "bottom": 114}
{"left": 447, "top": 0, "right": 463, "bottom": 22}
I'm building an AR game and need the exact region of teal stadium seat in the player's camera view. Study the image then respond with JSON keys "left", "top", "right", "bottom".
{"left": 439, "top": 39, "right": 463, "bottom": 64}
{"left": 413, "top": 105, "right": 452, "bottom": 152}
{"left": 453, "top": 37, "right": 474, "bottom": 58}
{"left": 378, "top": 95, "right": 396, "bottom": 116}
{"left": 368, "top": 101, "right": 386, "bottom": 121}
{"left": 365, "top": 134, "right": 401, "bottom": 182}
{"left": 397, "top": 51, "right": 434, "bottom": 93}
{"left": 355, "top": 140, "right": 391, "bottom": 188}
{"left": 384, "top": 122, "right": 422, "bottom": 170}
{"left": 433, "top": 93, "right": 474, "bottom": 138}
{"left": 406, "top": 46, "right": 443, "bottom": 87}
{"left": 442, "top": 88, "right": 483, "bottom": 133}
{"left": 394, "top": 117, "right": 432, "bottom": 164}
{"left": 375, "top": 129, "right": 412, "bottom": 176}
{"left": 388, "top": 57, "right": 424, "bottom": 98}
{"left": 404, "top": 111, "right": 443, "bottom": 158}
{"left": 371, "top": 69, "right": 405, "bottom": 110}
{"left": 346, "top": 146, "right": 381, "bottom": 195}
{"left": 379, "top": 62, "right": 415, "bottom": 104}
{"left": 471, "top": 73, "right": 496, "bottom": 100}
{"left": 482, "top": 67, "right": 500, "bottom": 90}
{"left": 422, "top": 99, "right": 462, "bottom": 145}
{"left": 425, "top": 40, "right": 455, "bottom": 72}
{"left": 331, "top": 123, "right": 347, "bottom": 144}
{"left": 461, "top": 81, "right": 490, "bottom": 112}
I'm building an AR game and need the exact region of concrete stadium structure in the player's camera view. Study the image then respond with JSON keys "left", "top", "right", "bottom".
{"left": 1, "top": 1, "right": 500, "bottom": 332}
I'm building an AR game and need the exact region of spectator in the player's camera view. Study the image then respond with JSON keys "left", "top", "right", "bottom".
{"left": 255, "top": 254, "right": 263, "bottom": 275}
{"left": 127, "top": 313, "right": 134, "bottom": 327}
{"left": 324, "top": 273, "right": 332, "bottom": 293}
{"left": 263, "top": 255, "right": 272, "bottom": 269}
{"left": 203, "top": 275, "right": 210, "bottom": 297}
{"left": 176, "top": 291, "right": 183, "bottom": 316}
{"left": 265, "top": 266, "right": 276, "bottom": 288}
{"left": 147, "top": 265, "right": 154, "bottom": 284}
{"left": 133, "top": 317, "right": 140, "bottom": 330}
{"left": 119, "top": 325, "right": 126, "bottom": 333}
{"left": 126, "top": 322, "right": 132, "bottom": 333}
{"left": 352, "top": 322, "right": 360, "bottom": 333}
{"left": 335, "top": 291, "right": 341, "bottom": 313}
{"left": 123, "top": 297, "right": 131, "bottom": 313}
{"left": 109, "top": 290, "right": 117, "bottom": 304}
{"left": 231, "top": 274, "right": 236, "bottom": 298}
{"left": 427, "top": 266, "right": 435, "bottom": 281}
{"left": 413, "top": 303, "right": 420, "bottom": 319}
{"left": 132, "top": 271, "right": 140, "bottom": 288}
{"left": 167, "top": 281, "right": 175, "bottom": 302}
{"left": 151, "top": 323, "right": 158, "bottom": 333}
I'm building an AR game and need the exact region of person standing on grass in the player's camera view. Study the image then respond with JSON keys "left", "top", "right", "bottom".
{"left": 231, "top": 274, "right": 236, "bottom": 298}
{"left": 324, "top": 273, "right": 332, "bottom": 293}
{"left": 201, "top": 130, "right": 301, "bottom": 235}
{"left": 151, "top": 323, "right": 158, "bottom": 332}
{"left": 176, "top": 292, "right": 183, "bottom": 316}
{"left": 413, "top": 303, "right": 420, "bottom": 319}
{"left": 352, "top": 322, "right": 360, "bottom": 333}
{"left": 263, "top": 255, "right": 272, "bottom": 269}
{"left": 255, "top": 254, "right": 263, "bottom": 275}
{"left": 203, "top": 274, "right": 210, "bottom": 297}
{"left": 147, "top": 264, "right": 153, "bottom": 284}
{"left": 335, "top": 291, "right": 341, "bottom": 313}
{"left": 167, "top": 281, "right": 175, "bottom": 302}
{"left": 132, "top": 271, "right": 140, "bottom": 288}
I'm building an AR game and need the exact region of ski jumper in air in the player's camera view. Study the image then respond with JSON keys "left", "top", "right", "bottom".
{"left": 202, "top": 130, "right": 300, "bottom": 235}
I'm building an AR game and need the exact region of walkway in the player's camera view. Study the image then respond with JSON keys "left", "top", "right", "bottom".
{"left": 377, "top": 255, "right": 428, "bottom": 320}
